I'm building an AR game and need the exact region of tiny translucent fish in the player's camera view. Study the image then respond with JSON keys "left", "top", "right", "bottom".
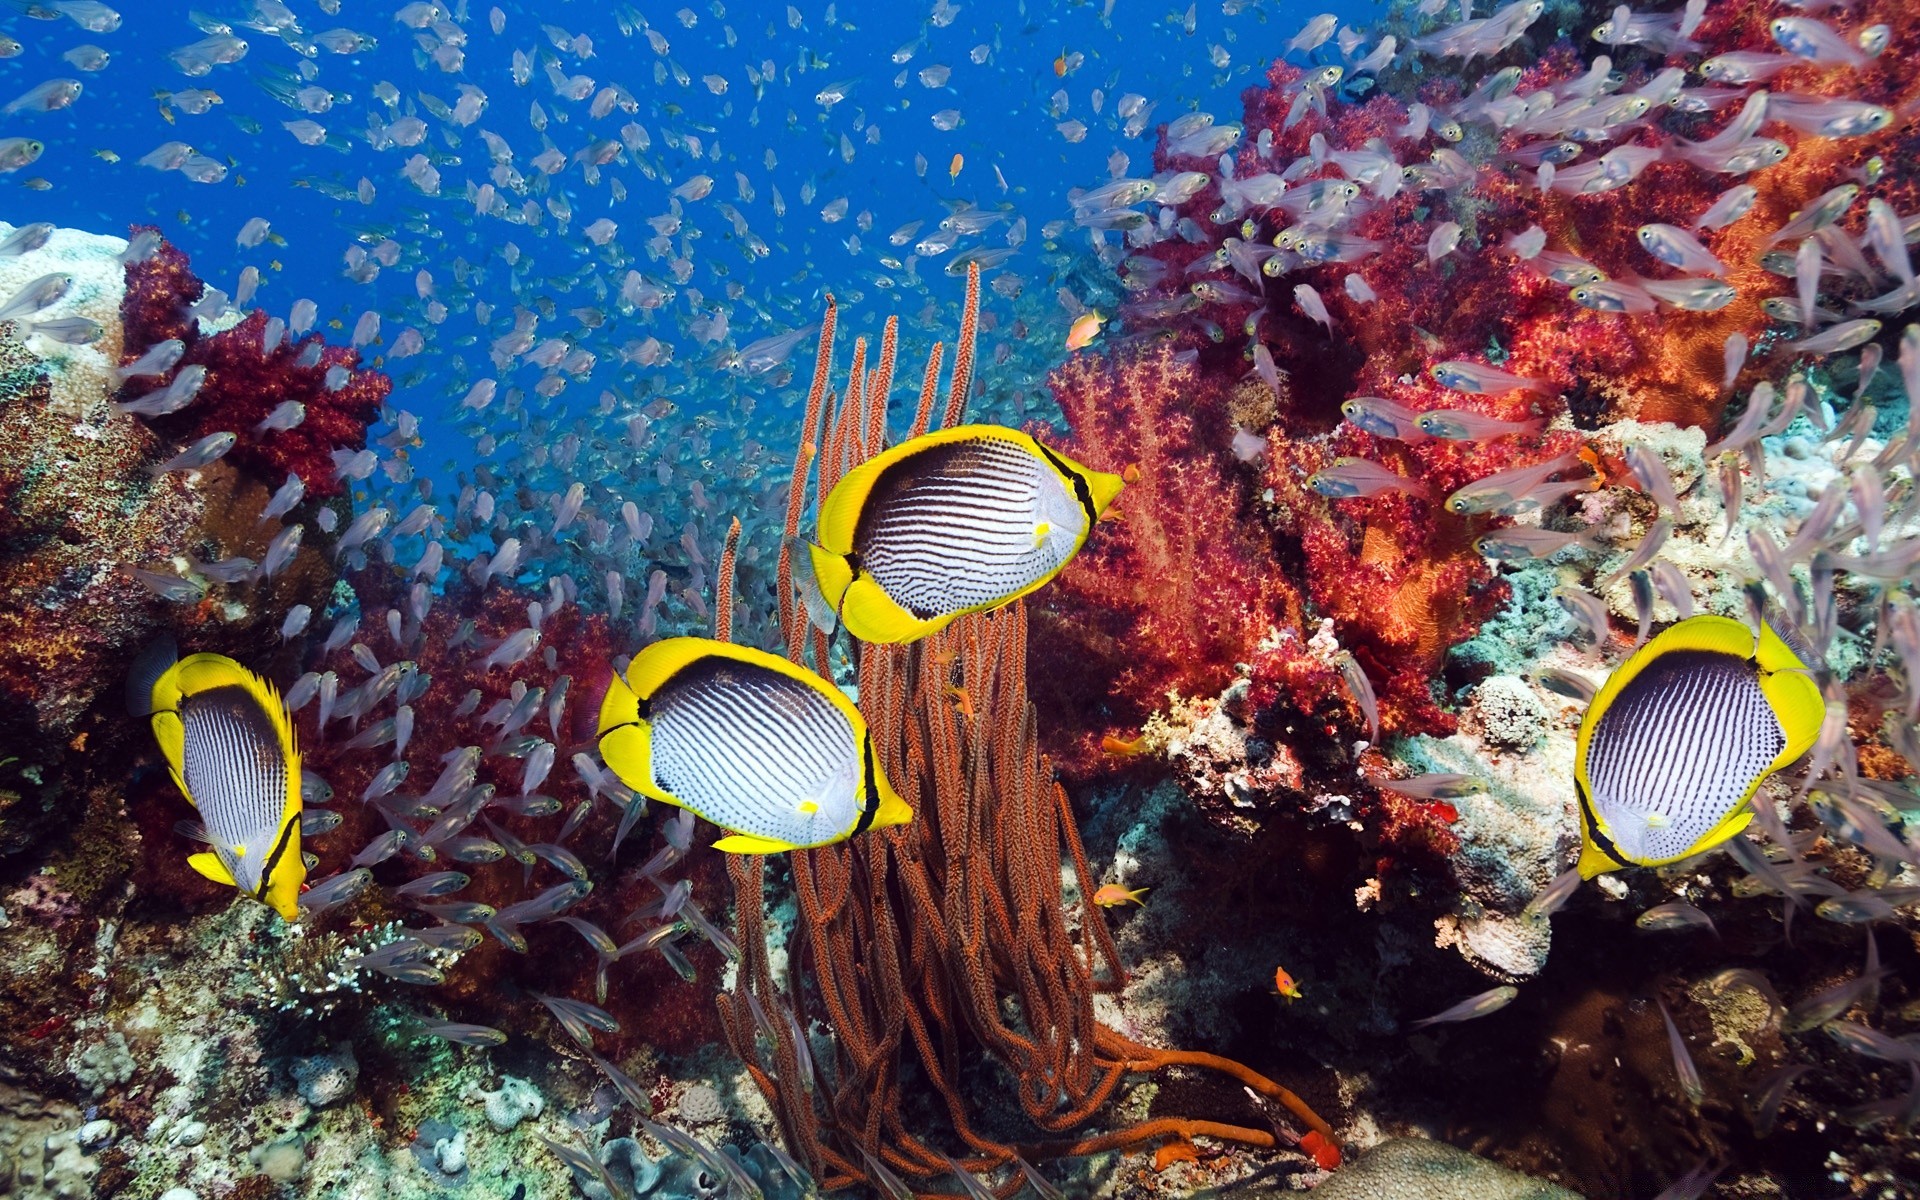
{"left": 1373, "top": 772, "right": 1485, "bottom": 800}
{"left": 1523, "top": 867, "right": 1583, "bottom": 921}
{"left": 1415, "top": 408, "right": 1543, "bottom": 440}
{"left": 1530, "top": 668, "right": 1596, "bottom": 707}
{"left": 1410, "top": 985, "right": 1518, "bottom": 1029}
{"left": 422, "top": 1022, "right": 507, "bottom": 1047}
{"left": 1309, "top": 457, "right": 1428, "bottom": 499}
{"left": 279, "top": 604, "right": 311, "bottom": 641}
{"left": 1336, "top": 651, "right": 1379, "bottom": 743}
{"left": 1695, "top": 185, "right": 1757, "bottom": 231}
{"left": 1636, "top": 901, "right": 1717, "bottom": 935}
{"left": 1430, "top": 360, "right": 1549, "bottom": 395}
{"left": 1657, "top": 997, "right": 1705, "bottom": 1107}
{"left": 148, "top": 431, "right": 235, "bottom": 477}
{"left": 297, "top": 868, "right": 374, "bottom": 917}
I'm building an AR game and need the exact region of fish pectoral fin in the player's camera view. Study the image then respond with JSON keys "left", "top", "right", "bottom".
{"left": 790, "top": 538, "right": 846, "bottom": 636}
{"left": 712, "top": 833, "right": 798, "bottom": 855}
{"left": 797, "top": 799, "right": 820, "bottom": 814}
{"left": 1032, "top": 521, "right": 1051, "bottom": 547}
{"left": 187, "top": 851, "right": 235, "bottom": 885}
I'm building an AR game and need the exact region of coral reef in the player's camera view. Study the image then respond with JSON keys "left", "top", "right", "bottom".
{"left": 1310, "top": 1138, "right": 1579, "bottom": 1200}
{"left": 121, "top": 230, "right": 390, "bottom": 501}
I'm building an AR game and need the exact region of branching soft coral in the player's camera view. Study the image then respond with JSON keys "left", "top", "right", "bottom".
{"left": 1031, "top": 346, "right": 1301, "bottom": 775}
{"left": 120, "top": 229, "right": 389, "bottom": 498}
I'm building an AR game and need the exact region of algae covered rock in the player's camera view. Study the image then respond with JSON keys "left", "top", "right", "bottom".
{"left": 1308, "top": 1138, "right": 1582, "bottom": 1200}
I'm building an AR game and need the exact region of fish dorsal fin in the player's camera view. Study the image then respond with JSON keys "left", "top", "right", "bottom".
{"left": 174, "top": 819, "right": 212, "bottom": 845}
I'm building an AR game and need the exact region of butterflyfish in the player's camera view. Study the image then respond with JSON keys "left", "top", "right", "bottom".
{"left": 131, "top": 642, "right": 306, "bottom": 919}
{"left": 1573, "top": 614, "right": 1824, "bottom": 879}
{"left": 596, "top": 638, "right": 911, "bottom": 853}
{"left": 794, "top": 425, "right": 1123, "bottom": 645}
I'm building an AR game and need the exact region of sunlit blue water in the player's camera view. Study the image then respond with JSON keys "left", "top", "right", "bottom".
{"left": 4, "top": 0, "right": 1374, "bottom": 486}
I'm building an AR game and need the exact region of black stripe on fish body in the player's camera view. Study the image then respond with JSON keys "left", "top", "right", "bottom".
{"left": 853, "top": 732, "right": 879, "bottom": 836}
{"left": 256, "top": 809, "right": 301, "bottom": 902}
{"left": 1033, "top": 439, "right": 1099, "bottom": 528}
{"left": 1586, "top": 650, "right": 1783, "bottom": 861}
{"left": 1575, "top": 777, "right": 1632, "bottom": 870}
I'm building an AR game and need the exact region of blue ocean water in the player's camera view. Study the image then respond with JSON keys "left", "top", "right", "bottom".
{"left": 3, "top": 0, "right": 1375, "bottom": 485}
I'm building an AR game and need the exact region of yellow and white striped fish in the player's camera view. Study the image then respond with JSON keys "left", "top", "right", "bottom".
{"left": 596, "top": 638, "right": 910, "bottom": 854}
{"left": 135, "top": 647, "right": 306, "bottom": 919}
{"left": 1574, "top": 615, "right": 1824, "bottom": 878}
{"left": 797, "top": 424, "right": 1124, "bottom": 644}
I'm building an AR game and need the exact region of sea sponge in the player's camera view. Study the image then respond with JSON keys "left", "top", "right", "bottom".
{"left": 474, "top": 1075, "right": 543, "bottom": 1131}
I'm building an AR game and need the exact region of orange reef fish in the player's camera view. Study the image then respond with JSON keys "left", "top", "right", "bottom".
{"left": 1274, "top": 965, "right": 1303, "bottom": 1002}
{"left": 1100, "top": 732, "right": 1147, "bottom": 756}
{"left": 1066, "top": 310, "right": 1103, "bottom": 350}
{"left": 1091, "top": 883, "right": 1148, "bottom": 907}
{"left": 948, "top": 152, "right": 963, "bottom": 182}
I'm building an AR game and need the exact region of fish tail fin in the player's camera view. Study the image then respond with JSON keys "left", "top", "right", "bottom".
{"left": 126, "top": 634, "right": 179, "bottom": 716}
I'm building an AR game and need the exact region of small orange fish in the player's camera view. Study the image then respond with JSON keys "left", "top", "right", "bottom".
{"left": 1121, "top": 463, "right": 1141, "bottom": 484}
{"left": 1066, "top": 310, "right": 1103, "bottom": 351}
{"left": 1053, "top": 54, "right": 1068, "bottom": 77}
{"left": 1091, "top": 883, "right": 1148, "bottom": 907}
{"left": 1101, "top": 733, "right": 1147, "bottom": 757}
{"left": 948, "top": 152, "right": 963, "bottom": 182}
{"left": 1274, "top": 965, "right": 1303, "bottom": 1002}
{"left": 946, "top": 684, "right": 974, "bottom": 718}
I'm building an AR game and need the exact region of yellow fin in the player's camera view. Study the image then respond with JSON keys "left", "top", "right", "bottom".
{"left": 1755, "top": 622, "right": 1826, "bottom": 762}
{"left": 188, "top": 851, "right": 234, "bottom": 885}
{"left": 840, "top": 574, "right": 951, "bottom": 644}
{"left": 798, "top": 799, "right": 820, "bottom": 814}
{"left": 712, "top": 833, "right": 801, "bottom": 854}
{"left": 1685, "top": 807, "right": 1755, "bottom": 862}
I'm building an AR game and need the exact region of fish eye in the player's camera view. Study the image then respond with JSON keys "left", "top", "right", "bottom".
{"left": 1447, "top": 498, "right": 1467, "bottom": 514}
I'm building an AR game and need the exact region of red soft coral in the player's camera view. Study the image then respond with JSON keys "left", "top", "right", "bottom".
{"left": 1031, "top": 347, "right": 1301, "bottom": 776}
{"left": 118, "top": 229, "right": 389, "bottom": 498}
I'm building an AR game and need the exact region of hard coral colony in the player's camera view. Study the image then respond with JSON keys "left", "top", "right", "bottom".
{"left": 0, "top": 0, "right": 1916, "bottom": 1199}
